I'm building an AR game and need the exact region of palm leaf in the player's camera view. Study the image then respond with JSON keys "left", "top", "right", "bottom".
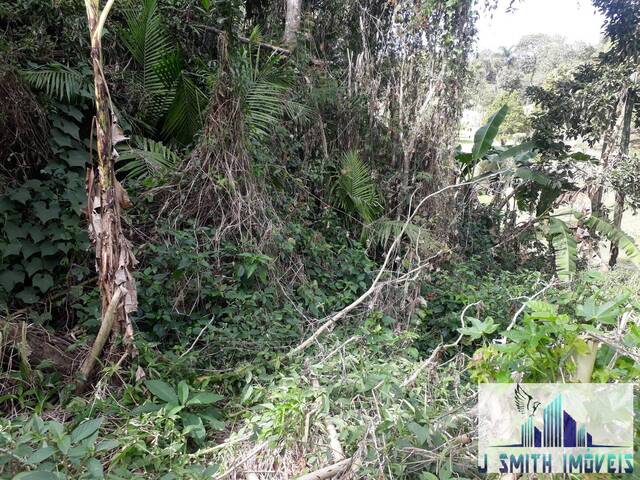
{"left": 579, "top": 213, "right": 640, "bottom": 264}
{"left": 116, "top": 136, "right": 181, "bottom": 179}
{"left": 21, "top": 63, "right": 91, "bottom": 102}
{"left": 364, "top": 218, "right": 424, "bottom": 249}
{"left": 330, "top": 151, "right": 381, "bottom": 223}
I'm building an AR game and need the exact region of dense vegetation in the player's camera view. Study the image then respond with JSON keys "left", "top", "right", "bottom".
{"left": 0, "top": 0, "right": 639, "bottom": 478}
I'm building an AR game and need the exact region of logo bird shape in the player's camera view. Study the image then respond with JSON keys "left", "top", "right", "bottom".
{"left": 514, "top": 384, "right": 541, "bottom": 417}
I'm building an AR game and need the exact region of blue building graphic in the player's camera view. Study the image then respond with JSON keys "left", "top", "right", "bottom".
{"left": 498, "top": 394, "right": 612, "bottom": 448}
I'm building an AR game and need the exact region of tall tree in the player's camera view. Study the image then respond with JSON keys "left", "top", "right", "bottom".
{"left": 283, "top": 0, "right": 302, "bottom": 48}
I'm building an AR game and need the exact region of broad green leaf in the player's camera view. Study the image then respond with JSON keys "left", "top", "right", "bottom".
{"left": 87, "top": 458, "right": 104, "bottom": 479}
{"left": 16, "top": 287, "right": 40, "bottom": 304}
{"left": 576, "top": 293, "right": 629, "bottom": 325}
{"left": 71, "top": 418, "right": 103, "bottom": 443}
{"left": 48, "top": 421, "right": 64, "bottom": 438}
{"left": 13, "top": 472, "right": 59, "bottom": 480}
{"left": 407, "top": 421, "right": 430, "bottom": 446}
{"left": 60, "top": 150, "right": 88, "bottom": 168}
{"left": 471, "top": 105, "right": 509, "bottom": 161}
{"left": 493, "top": 142, "right": 535, "bottom": 164}
{"left": 145, "top": 380, "right": 178, "bottom": 404}
{"left": 95, "top": 439, "right": 119, "bottom": 452}
{"left": 186, "top": 392, "right": 224, "bottom": 406}
{"left": 457, "top": 317, "right": 498, "bottom": 340}
{"left": 9, "top": 188, "right": 30, "bottom": 205}
{"left": 177, "top": 381, "right": 189, "bottom": 405}
{"left": 581, "top": 213, "right": 640, "bottom": 264}
{"left": 26, "top": 446, "right": 56, "bottom": 464}
{"left": 181, "top": 413, "right": 206, "bottom": 441}
{"left": 0, "top": 268, "right": 25, "bottom": 292}
{"left": 57, "top": 435, "right": 71, "bottom": 455}
{"left": 32, "top": 273, "right": 54, "bottom": 293}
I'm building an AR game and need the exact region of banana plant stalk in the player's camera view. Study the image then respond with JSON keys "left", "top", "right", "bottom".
{"left": 78, "top": 0, "right": 138, "bottom": 389}
{"left": 571, "top": 340, "right": 598, "bottom": 383}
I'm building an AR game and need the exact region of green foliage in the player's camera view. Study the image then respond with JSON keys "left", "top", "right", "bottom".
{"left": 0, "top": 105, "right": 89, "bottom": 309}
{"left": 121, "top": 0, "right": 206, "bottom": 144}
{"left": 471, "top": 104, "right": 508, "bottom": 161}
{"left": 547, "top": 212, "right": 640, "bottom": 282}
{"left": 21, "top": 63, "right": 92, "bottom": 103}
{"left": 116, "top": 136, "right": 181, "bottom": 179}
{"left": 0, "top": 415, "right": 122, "bottom": 479}
{"left": 484, "top": 91, "right": 529, "bottom": 138}
{"left": 548, "top": 217, "right": 577, "bottom": 282}
{"left": 581, "top": 213, "right": 640, "bottom": 263}
{"left": 471, "top": 272, "right": 640, "bottom": 383}
{"left": 457, "top": 316, "right": 498, "bottom": 340}
{"left": 329, "top": 150, "right": 382, "bottom": 224}
{"left": 415, "top": 259, "right": 545, "bottom": 352}
{"left": 229, "top": 38, "right": 308, "bottom": 144}
{"left": 138, "top": 380, "right": 224, "bottom": 444}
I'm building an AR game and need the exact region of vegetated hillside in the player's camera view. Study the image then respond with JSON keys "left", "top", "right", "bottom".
{"left": 0, "top": 0, "right": 639, "bottom": 478}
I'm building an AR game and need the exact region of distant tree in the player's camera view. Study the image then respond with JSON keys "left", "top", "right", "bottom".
{"left": 485, "top": 91, "right": 529, "bottom": 139}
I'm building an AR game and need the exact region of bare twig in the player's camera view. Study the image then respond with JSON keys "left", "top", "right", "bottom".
{"left": 504, "top": 278, "right": 557, "bottom": 334}
{"left": 180, "top": 315, "right": 215, "bottom": 357}
{"left": 401, "top": 301, "right": 479, "bottom": 388}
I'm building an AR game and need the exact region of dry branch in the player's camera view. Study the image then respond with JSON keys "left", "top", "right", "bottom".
{"left": 76, "top": 287, "right": 125, "bottom": 391}
{"left": 202, "top": 26, "right": 326, "bottom": 66}
{"left": 311, "top": 377, "right": 345, "bottom": 462}
{"left": 294, "top": 458, "right": 353, "bottom": 480}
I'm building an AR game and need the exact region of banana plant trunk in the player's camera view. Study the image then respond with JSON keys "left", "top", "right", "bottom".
{"left": 571, "top": 340, "right": 598, "bottom": 383}
{"left": 79, "top": 0, "right": 137, "bottom": 388}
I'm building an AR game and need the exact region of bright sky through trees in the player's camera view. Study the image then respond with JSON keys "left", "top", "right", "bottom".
{"left": 477, "top": 0, "right": 605, "bottom": 50}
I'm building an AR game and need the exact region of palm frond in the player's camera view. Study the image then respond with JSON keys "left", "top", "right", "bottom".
{"left": 116, "top": 136, "right": 181, "bottom": 179}
{"left": 579, "top": 213, "right": 640, "bottom": 264}
{"left": 549, "top": 218, "right": 577, "bottom": 282}
{"left": 330, "top": 151, "right": 382, "bottom": 224}
{"left": 161, "top": 73, "right": 207, "bottom": 144}
{"left": 20, "top": 63, "right": 91, "bottom": 102}
{"left": 121, "top": 0, "right": 177, "bottom": 123}
{"left": 364, "top": 218, "right": 424, "bottom": 249}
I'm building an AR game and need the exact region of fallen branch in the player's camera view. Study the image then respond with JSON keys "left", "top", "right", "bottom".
{"left": 311, "top": 377, "right": 345, "bottom": 462}
{"left": 202, "top": 25, "right": 327, "bottom": 66}
{"left": 214, "top": 441, "right": 268, "bottom": 480}
{"left": 294, "top": 458, "right": 353, "bottom": 480}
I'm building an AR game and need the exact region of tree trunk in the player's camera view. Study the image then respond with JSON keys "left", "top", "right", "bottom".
{"left": 609, "top": 88, "right": 634, "bottom": 267}
{"left": 79, "top": 0, "right": 137, "bottom": 388}
{"left": 283, "top": 0, "right": 302, "bottom": 49}
{"left": 590, "top": 86, "right": 630, "bottom": 215}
